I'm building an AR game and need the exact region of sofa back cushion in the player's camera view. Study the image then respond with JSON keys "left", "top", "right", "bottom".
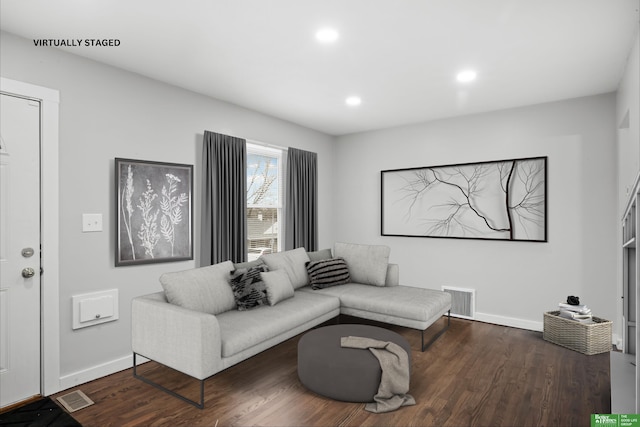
{"left": 160, "top": 260, "right": 236, "bottom": 315}
{"left": 334, "top": 242, "right": 390, "bottom": 287}
{"left": 260, "top": 247, "right": 310, "bottom": 289}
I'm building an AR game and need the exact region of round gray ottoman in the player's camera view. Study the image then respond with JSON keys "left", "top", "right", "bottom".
{"left": 297, "top": 324, "right": 411, "bottom": 402}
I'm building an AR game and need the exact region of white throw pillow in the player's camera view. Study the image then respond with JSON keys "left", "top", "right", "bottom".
{"left": 334, "top": 242, "right": 390, "bottom": 287}
{"left": 261, "top": 270, "right": 295, "bottom": 306}
{"left": 260, "top": 247, "right": 310, "bottom": 289}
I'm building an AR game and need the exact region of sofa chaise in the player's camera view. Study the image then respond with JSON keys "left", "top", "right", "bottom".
{"left": 131, "top": 242, "right": 452, "bottom": 408}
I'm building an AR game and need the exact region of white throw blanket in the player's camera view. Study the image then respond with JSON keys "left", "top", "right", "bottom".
{"left": 340, "top": 336, "right": 416, "bottom": 413}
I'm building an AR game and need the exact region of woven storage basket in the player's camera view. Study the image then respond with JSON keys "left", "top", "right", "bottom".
{"left": 543, "top": 311, "right": 612, "bottom": 355}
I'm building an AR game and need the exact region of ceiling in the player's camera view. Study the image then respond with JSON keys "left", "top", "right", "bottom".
{"left": 1, "top": 0, "right": 638, "bottom": 136}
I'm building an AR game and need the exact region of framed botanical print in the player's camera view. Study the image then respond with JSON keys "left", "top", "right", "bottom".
{"left": 115, "top": 158, "right": 193, "bottom": 266}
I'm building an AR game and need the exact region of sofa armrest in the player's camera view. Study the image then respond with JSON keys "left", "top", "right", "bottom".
{"left": 385, "top": 263, "right": 399, "bottom": 287}
{"left": 132, "top": 292, "right": 223, "bottom": 380}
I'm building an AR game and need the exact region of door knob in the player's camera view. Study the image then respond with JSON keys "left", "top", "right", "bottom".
{"left": 22, "top": 267, "right": 35, "bottom": 278}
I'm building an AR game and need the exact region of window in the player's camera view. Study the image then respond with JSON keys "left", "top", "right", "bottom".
{"left": 246, "top": 143, "right": 284, "bottom": 261}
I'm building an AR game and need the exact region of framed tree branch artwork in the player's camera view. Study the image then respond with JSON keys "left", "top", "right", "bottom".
{"left": 381, "top": 156, "right": 547, "bottom": 242}
{"left": 115, "top": 158, "right": 193, "bottom": 266}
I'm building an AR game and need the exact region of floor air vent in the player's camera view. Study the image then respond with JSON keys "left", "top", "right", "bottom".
{"left": 56, "top": 390, "right": 94, "bottom": 413}
{"left": 441, "top": 286, "right": 475, "bottom": 319}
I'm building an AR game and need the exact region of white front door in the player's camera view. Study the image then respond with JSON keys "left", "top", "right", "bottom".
{"left": 0, "top": 93, "right": 42, "bottom": 408}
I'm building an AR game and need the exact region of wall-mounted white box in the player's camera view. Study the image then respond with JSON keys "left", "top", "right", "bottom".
{"left": 72, "top": 289, "right": 118, "bottom": 330}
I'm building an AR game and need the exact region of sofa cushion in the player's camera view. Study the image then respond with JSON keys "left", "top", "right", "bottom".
{"left": 260, "top": 247, "right": 310, "bottom": 289}
{"left": 160, "top": 260, "right": 236, "bottom": 315}
{"left": 307, "top": 248, "right": 333, "bottom": 262}
{"left": 229, "top": 266, "right": 269, "bottom": 311}
{"left": 385, "top": 264, "right": 400, "bottom": 287}
{"left": 233, "top": 258, "right": 266, "bottom": 270}
{"left": 301, "top": 284, "right": 452, "bottom": 327}
{"left": 338, "top": 285, "right": 450, "bottom": 322}
{"left": 334, "top": 242, "right": 390, "bottom": 287}
{"left": 217, "top": 291, "right": 340, "bottom": 357}
{"left": 306, "top": 258, "right": 350, "bottom": 290}
{"left": 261, "top": 270, "right": 295, "bottom": 305}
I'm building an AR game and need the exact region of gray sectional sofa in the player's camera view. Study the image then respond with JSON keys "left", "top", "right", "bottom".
{"left": 131, "top": 242, "right": 451, "bottom": 408}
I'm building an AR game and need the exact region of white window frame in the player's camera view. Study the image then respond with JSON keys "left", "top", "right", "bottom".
{"left": 246, "top": 142, "right": 285, "bottom": 258}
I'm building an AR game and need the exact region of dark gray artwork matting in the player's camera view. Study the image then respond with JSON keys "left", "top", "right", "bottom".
{"left": 115, "top": 158, "right": 193, "bottom": 266}
{"left": 381, "top": 156, "right": 547, "bottom": 242}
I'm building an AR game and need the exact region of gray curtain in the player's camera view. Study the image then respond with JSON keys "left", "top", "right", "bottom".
{"left": 201, "top": 130, "right": 247, "bottom": 265}
{"left": 285, "top": 147, "right": 318, "bottom": 251}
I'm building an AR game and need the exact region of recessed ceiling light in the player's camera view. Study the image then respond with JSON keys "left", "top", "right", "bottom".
{"left": 316, "top": 28, "right": 339, "bottom": 43}
{"left": 345, "top": 96, "right": 361, "bottom": 107}
{"left": 456, "top": 70, "right": 477, "bottom": 83}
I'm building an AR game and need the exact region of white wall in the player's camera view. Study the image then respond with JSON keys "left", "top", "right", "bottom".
{"left": 0, "top": 31, "right": 335, "bottom": 388}
{"left": 334, "top": 94, "right": 618, "bottom": 332}
{"left": 617, "top": 30, "right": 640, "bottom": 210}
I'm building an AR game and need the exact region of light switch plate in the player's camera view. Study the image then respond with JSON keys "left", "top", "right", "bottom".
{"left": 82, "top": 213, "right": 103, "bottom": 232}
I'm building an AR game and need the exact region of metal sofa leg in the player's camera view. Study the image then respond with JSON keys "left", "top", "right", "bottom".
{"left": 421, "top": 310, "right": 451, "bottom": 352}
{"left": 133, "top": 353, "right": 205, "bottom": 409}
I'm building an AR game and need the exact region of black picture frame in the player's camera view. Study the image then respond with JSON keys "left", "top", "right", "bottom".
{"left": 115, "top": 158, "right": 193, "bottom": 266}
{"left": 381, "top": 156, "right": 547, "bottom": 242}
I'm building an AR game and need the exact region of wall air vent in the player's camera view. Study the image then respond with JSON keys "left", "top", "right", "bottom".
{"left": 441, "top": 286, "right": 476, "bottom": 319}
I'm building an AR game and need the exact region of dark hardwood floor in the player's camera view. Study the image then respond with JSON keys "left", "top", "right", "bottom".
{"left": 54, "top": 316, "right": 610, "bottom": 427}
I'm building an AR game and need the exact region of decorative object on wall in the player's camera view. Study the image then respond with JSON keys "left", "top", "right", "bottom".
{"left": 115, "top": 158, "right": 193, "bottom": 266}
{"left": 381, "top": 156, "right": 547, "bottom": 242}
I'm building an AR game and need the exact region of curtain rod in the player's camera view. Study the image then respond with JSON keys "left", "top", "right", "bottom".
{"left": 204, "top": 130, "right": 288, "bottom": 152}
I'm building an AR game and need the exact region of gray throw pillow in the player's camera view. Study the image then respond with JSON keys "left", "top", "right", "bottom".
{"left": 306, "top": 258, "right": 350, "bottom": 290}
{"left": 307, "top": 248, "right": 333, "bottom": 262}
{"left": 334, "top": 242, "right": 390, "bottom": 287}
{"left": 261, "top": 270, "right": 295, "bottom": 306}
{"left": 233, "top": 258, "right": 266, "bottom": 270}
{"left": 229, "top": 265, "right": 269, "bottom": 311}
{"left": 260, "top": 247, "right": 310, "bottom": 289}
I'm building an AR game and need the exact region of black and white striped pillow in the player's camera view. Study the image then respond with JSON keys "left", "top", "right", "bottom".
{"left": 306, "top": 258, "right": 350, "bottom": 290}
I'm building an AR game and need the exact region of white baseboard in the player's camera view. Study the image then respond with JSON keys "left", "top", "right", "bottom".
{"left": 474, "top": 312, "right": 543, "bottom": 332}
{"left": 57, "top": 354, "right": 149, "bottom": 393}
